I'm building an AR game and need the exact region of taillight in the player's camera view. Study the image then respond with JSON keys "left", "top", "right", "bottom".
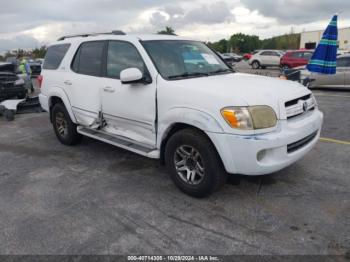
{"left": 37, "top": 75, "right": 43, "bottom": 88}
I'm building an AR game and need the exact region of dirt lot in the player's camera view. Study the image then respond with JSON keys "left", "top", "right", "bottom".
{"left": 0, "top": 85, "right": 349, "bottom": 257}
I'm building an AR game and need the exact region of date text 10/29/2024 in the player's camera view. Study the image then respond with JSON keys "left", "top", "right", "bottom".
{"left": 127, "top": 256, "right": 220, "bottom": 261}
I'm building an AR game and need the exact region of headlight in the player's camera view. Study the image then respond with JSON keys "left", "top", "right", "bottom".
{"left": 311, "top": 94, "right": 318, "bottom": 108}
{"left": 221, "top": 106, "right": 277, "bottom": 130}
{"left": 14, "top": 79, "right": 25, "bottom": 86}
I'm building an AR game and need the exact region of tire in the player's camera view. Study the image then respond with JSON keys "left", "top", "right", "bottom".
{"left": 52, "top": 103, "right": 82, "bottom": 145}
{"left": 252, "top": 61, "right": 260, "bottom": 69}
{"left": 165, "top": 128, "right": 227, "bottom": 198}
{"left": 281, "top": 65, "right": 290, "bottom": 71}
{"left": 4, "top": 110, "right": 15, "bottom": 121}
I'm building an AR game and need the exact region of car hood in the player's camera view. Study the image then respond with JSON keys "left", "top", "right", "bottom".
{"left": 161, "top": 73, "right": 311, "bottom": 119}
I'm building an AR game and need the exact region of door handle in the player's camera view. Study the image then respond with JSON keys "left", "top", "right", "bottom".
{"left": 64, "top": 80, "right": 72, "bottom": 86}
{"left": 103, "top": 86, "right": 115, "bottom": 93}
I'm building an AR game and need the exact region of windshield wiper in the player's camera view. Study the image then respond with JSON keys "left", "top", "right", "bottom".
{"left": 209, "top": 68, "right": 234, "bottom": 75}
{"left": 168, "top": 72, "right": 209, "bottom": 80}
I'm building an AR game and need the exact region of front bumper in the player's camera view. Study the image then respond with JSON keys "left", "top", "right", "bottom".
{"left": 208, "top": 110, "right": 323, "bottom": 175}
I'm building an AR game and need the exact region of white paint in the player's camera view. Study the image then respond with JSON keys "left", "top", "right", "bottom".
{"left": 0, "top": 99, "right": 25, "bottom": 111}
{"left": 40, "top": 34, "right": 323, "bottom": 176}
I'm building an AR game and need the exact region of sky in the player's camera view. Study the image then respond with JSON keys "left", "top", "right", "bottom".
{"left": 0, "top": 0, "right": 350, "bottom": 52}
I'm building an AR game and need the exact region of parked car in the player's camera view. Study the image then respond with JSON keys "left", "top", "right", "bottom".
{"left": 243, "top": 53, "right": 253, "bottom": 60}
{"left": 299, "top": 54, "right": 350, "bottom": 89}
{"left": 249, "top": 50, "right": 284, "bottom": 69}
{"left": 29, "top": 62, "right": 42, "bottom": 77}
{"left": 280, "top": 50, "right": 314, "bottom": 70}
{"left": 0, "top": 63, "right": 27, "bottom": 101}
{"left": 39, "top": 32, "right": 323, "bottom": 197}
{"left": 222, "top": 53, "right": 242, "bottom": 62}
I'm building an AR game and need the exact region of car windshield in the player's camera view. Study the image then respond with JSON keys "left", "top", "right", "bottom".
{"left": 141, "top": 40, "right": 232, "bottom": 80}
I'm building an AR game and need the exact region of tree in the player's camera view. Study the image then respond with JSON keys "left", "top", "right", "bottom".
{"left": 207, "top": 39, "right": 228, "bottom": 53}
{"left": 158, "top": 26, "right": 176, "bottom": 35}
{"left": 228, "top": 33, "right": 261, "bottom": 53}
{"left": 32, "top": 46, "right": 47, "bottom": 59}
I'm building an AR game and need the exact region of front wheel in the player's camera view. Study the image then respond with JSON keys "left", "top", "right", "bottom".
{"left": 52, "top": 103, "right": 82, "bottom": 145}
{"left": 165, "top": 129, "right": 227, "bottom": 198}
{"left": 251, "top": 61, "right": 260, "bottom": 69}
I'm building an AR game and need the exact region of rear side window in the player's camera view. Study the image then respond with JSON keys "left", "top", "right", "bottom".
{"left": 337, "top": 57, "right": 350, "bottom": 67}
{"left": 71, "top": 41, "right": 105, "bottom": 76}
{"left": 291, "top": 52, "right": 303, "bottom": 58}
{"left": 43, "top": 44, "right": 70, "bottom": 70}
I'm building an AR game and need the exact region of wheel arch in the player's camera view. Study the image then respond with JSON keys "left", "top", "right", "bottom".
{"left": 158, "top": 108, "right": 225, "bottom": 165}
{"left": 48, "top": 87, "right": 76, "bottom": 123}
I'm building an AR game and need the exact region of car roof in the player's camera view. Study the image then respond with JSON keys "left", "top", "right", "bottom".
{"left": 51, "top": 34, "right": 193, "bottom": 46}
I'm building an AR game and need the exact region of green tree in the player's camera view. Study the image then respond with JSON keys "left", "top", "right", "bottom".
{"left": 228, "top": 33, "right": 261, "bottom": 53}
{"left": 158, "top": 26, "right": 176, "bottom": 35}
{"left": 32, "top": 46, "right": 47, "bottom": 59}
{"left": 208, "top": 39, "right": 228, "bottom": 53}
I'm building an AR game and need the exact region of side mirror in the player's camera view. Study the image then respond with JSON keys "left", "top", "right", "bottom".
{"left": 120, "top": 68, "right": 146, "bottom": 84}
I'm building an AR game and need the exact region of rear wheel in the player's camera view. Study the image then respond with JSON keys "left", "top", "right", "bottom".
{"left": 165, "top": 129, "right": 227, "bottom": 198}
{"left": 281, "top": 65, "right": 290, "bottom": 71}
{"left": 52, "top": 103, "right": 82, "bottom": 145}
{"left": 252, "top": 61, "right": 260, "bottom": 69}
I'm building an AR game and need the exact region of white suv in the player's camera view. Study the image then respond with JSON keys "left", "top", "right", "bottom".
{"left": 39, "top": 32, "right": 323, "bottom": 197}
{"left": 249, "top": 50, "right": 284, "bottom": 69}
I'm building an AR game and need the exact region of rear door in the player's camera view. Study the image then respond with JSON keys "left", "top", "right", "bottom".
{"left": 100, "top": 40, "right": 157, "bottom": 147}
{"left": 341, "top": 57, "right": 350, "bottom": 87}
{"left": 270, "top": 51, "right": 282, "bottom": 66}
{"left": 65, "top": 41, "right": 106, "bottom": 126}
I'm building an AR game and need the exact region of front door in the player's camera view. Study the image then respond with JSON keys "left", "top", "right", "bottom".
{"left": 101, "top": 41, "right": 157, "bottom": 148}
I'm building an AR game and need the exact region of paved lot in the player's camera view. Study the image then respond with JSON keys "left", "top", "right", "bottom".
{"left": 0, "top": 87, "right": 349, "bottom": 257}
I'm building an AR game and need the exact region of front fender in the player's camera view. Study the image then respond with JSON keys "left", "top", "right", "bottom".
{"left": 48, "top": 86, "right": 77, "bottom": 123}
{"left": 158, "top": 107, "right": 224, "bottom": 147}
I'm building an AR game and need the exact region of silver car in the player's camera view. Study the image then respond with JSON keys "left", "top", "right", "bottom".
{"left": 301, "top": 54, "right": 350, "bottom": 89}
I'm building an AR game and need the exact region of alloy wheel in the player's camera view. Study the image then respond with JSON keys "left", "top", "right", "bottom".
{"left": 174, "top": 145, "right": 205, "bottom": 185}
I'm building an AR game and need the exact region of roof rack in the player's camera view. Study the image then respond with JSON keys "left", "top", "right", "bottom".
{"left": 57, "top": 30, "right": 126, "bottom": 41}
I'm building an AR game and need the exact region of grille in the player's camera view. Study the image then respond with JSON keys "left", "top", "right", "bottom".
{"left": 285, "top": 94, "right": 315, "bottom": 119}
{"left": 287, "top": 131, "right": 318, "bottom": 153}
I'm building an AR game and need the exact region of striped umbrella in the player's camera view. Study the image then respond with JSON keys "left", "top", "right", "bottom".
{"left": 307, "top": 15, "right": 338, "bottom": 74}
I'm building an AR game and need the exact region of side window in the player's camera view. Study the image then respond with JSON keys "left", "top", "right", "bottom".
{"left": 291, "top": 52, "right": 303, "bottom": 58}
{"left": 337, "top": 57, "right": 350, "bottom": 67}
{"left": 260, "top": 51, "right": 271, "bottom": 56}
{"left": 71, "top": 41, "right": 104, "bottom": 76}
{"left": 303, "top": 52, "right": 313, "bottom": 59}
{"left": 43, "top": 44, "right": 70, "bottom": 70}
{"left": 106, "top": 41, "right": 145, "bottom": 79}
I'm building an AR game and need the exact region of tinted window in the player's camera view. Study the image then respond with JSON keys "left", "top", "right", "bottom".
{"left": 291, "top": 52, "right": 303, "bottom": 58}
{"left": 271, "top": 52, "right": 281, "bottom": 57}
{"left": 72, "top": 41, "right": 104, "bottom": 76}
{"left": 106, "top": 41, "right": 145, "bottom": 78}
{"left": 43, "top": 44, "right": 70, "bottom": 70}
{"left": 337, "top": 57, "right": 350, "bottom": 67}
{"left": 303, "top": 52, "right": 313, "bottom": 59}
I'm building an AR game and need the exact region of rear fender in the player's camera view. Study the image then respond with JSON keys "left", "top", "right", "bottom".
{"left": 48, "top": 86, "right": 77, "bottom": 123}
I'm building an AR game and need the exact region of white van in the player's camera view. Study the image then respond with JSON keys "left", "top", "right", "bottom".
{"left": 39, "top": 32, "right": 323, "bottom": 197}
